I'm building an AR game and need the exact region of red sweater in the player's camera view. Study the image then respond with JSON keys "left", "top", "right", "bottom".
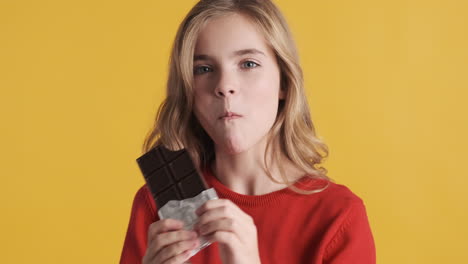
{"left": 120, "top": 168, "right": 376, "bottom": 263}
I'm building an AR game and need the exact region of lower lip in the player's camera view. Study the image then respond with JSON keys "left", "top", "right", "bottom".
{"left": 220, "top": 116, "right": 241, "bottom": 121}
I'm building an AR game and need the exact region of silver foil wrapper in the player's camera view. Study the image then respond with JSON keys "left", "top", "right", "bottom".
{"left": 158, "top": 188, "right": 219, "bottom": 259}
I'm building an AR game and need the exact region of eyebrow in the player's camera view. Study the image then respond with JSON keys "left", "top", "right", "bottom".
{"left": 194, "top": 48, "right": 266, "bottom": 61}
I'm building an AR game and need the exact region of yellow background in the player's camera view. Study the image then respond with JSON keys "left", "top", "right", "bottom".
{"left": 1, "top": 0, "right": 467, "bottom": 263}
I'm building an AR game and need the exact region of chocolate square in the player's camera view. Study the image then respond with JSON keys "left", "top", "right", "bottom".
{"left": 136, "top": 145, "right": 207, "bottom": 209}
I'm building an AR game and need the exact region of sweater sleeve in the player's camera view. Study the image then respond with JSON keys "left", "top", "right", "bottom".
{"left": 324, "top": 200, "right": 376, "bottom": 264}
{"left": 120, "top": 185, "right": 158, "bottom": 264}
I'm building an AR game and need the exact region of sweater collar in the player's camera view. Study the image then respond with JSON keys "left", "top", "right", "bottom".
{"left": 201, "top": 165, "right": 329, "bottom": 208}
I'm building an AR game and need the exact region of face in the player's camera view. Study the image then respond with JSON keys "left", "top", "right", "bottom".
{"left": 192, "top": 13, "right": 284, "bottom": 155}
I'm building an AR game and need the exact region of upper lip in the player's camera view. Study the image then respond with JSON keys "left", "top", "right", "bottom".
{"left": 219, "top": 111, "right": 242, "bottom": 119}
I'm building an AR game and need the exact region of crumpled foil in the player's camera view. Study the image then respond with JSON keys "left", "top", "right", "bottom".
{"left": 158, "top": 188, "right": 219, "bottom": 259}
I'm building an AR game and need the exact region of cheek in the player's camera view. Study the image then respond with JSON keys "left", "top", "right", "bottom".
{"left": 193, "top": 80, "right": 215, "bottom": 112}
{"left": 193, "top": 83, "right": 211, "bottom": 106}
{"left": 262, "top": 73, "right": 281, "bottom": 113}
{"left": 192, "top": 90, "right": 217, "bottom": 138}
{"left": 193, "top": 94, "right": 209, "bottom": 122}
{"left": 193, "top": 77, "right": 213, "bottom": 94}
{"left": 248, "top": 72, "right": 281, "bottom": 107}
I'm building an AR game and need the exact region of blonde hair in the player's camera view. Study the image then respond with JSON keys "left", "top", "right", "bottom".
{"left": 142, "top": 0, "right": 331, "bottom": 194}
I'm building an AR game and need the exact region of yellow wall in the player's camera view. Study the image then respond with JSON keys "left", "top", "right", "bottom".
{"left": 1, "top": 0, "right": 466, "bottom": 263}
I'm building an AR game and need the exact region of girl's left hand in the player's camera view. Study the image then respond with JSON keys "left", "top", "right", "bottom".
{"left": 194, "top": 199, "right": 261, "bottom": 264}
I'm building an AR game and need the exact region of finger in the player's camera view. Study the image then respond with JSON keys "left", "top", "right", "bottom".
{"left": 198, "top": 218, "right": 237, "bottom": 237}
{"left": 196, "top": 199, "right": 246, "bottom": 219}
{"left": 148, "top": 219, "right": 184, "bottom": 244}
{"left": 155, "top": 219, "right": 185, "bottom": 234}
{"left": 195, "top": 199, "right": 253, "bottom": 227}
{"left": 195, "top": 199, "right": 230, "bottom": 216}
{"left": 160, "top": 249, "right": 193, "bottom": 264}
{"left": 145, "top": 230, "right": 196, "bottom": 261}
{"left": 155, "top": 239, "right": 200, "bottom": 263}
{"left": 195, "top": 206, "right": 231, "bottom": 230}
{"left": 205, "top": 230, "right": 241, "bottom": 248}
{"left": 153, "top": 230, "right": 198, "bottom": 257}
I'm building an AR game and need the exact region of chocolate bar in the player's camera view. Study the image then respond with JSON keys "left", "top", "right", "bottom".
{"left": 136, "top": 145, "right": 207, "bottom": 209}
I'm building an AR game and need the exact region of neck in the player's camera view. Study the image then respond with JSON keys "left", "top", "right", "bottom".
{"left": 211, "top": 137, "right": 305, "bottom": 195}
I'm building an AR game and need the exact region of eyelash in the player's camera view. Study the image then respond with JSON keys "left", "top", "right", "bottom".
{"left": 193, "top": 60, "right": 260, "bottom": 75}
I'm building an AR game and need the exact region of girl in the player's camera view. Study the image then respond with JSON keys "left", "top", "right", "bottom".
{"left": 120, "top": 0, "right": 376, "bottom": 263}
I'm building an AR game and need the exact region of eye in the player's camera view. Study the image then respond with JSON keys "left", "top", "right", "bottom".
{"left": 241, "top": 61, "right": 260, "bottom": 69}
{"left": 194, "top": 65, "right": 213, "bottom": 75}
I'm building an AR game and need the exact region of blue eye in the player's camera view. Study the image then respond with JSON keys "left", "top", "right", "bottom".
{"left": 242, "top": 61, "right": 259, "bottom": 69}
{"left": 194, "top": 66, "right": 212, "bottom": 75}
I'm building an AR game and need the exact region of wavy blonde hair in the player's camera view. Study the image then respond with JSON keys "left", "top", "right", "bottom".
{"left": 142, "top": 0, "right": 331, "bottom": 194}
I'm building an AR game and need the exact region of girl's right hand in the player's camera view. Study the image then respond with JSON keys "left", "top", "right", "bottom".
{"left": 142, "top": 219, "right": 200, "bottom": 264}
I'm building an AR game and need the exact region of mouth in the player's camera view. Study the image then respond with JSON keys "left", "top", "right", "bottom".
{"left": 219, "top": 111, "right": 242, "bottom": 120}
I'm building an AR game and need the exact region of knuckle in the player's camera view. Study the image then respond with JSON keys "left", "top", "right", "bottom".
{"left": 165, "top": 231, "right": 177, "bottom": 242}
{"left": 166, "top": 241, "right": 188, "bottom": 258}
{"left": 173, "top": 241, "right": 184, "bottom": 252}
{"left": 179, "top": 230, "right": 190, "bottom": 240}
{"left": 221, "top": 205, "right": 229, "bottom": 215}
{"left": 156, "top": 247, "right": 171, "bottom": 263}
{"left": 180, "top": 231, "right": 189, "bottom": 240}
{"left": 184, "top": 230, "right": 195, "bottom": 240}
{"left": 152, "top": 237, "right": 162, "bottom": 250}
{"left": 161, "top": 218, "right": 172, "bottom": 227}
{"left": 147, "top": 222, "right": 161, "bottom": 245}
{"left": 247, "top": 214, "right": 254, "bottom": 223}
{"left": 209, "top": 221, "right": 217, "bottom": 230}
{"left": 148, "top": 222, "right": 158, "bottom": 235}
{"left": 227, "top": 218, "right": 235, "bottom": 229}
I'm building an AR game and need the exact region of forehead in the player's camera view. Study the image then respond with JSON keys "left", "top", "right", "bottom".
{"left": 194, "top": 13, "right": 272, "bottom": 57}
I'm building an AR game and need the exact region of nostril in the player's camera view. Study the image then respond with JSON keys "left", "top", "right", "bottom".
{"left": 215, "top": 89, "right": 235, "bottom": 97}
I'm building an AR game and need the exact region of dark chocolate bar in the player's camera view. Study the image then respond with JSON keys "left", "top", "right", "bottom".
{"left": 136, "top": 145, "right": 207, "bottom": 209}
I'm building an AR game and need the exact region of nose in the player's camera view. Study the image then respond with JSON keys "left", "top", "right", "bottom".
{"left": 214, "top": 70, "right": 238, "bottom": 98}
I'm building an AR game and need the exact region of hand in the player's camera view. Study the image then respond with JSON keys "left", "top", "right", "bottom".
{"left": 142, "top": 219, "right": 200, "bottom": 264}
{"left": 194, "top": 199, "right": 261, "bottom": 264}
